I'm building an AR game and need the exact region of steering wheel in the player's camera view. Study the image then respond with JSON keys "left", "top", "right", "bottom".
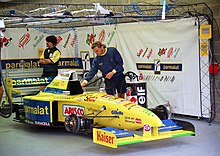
{"left": 125, "top": 71, "right": 139, "bottom": 81}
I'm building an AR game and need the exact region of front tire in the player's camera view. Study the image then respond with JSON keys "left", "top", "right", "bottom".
{"left": 65, "top": 114, "right": 80, "bottom": 133}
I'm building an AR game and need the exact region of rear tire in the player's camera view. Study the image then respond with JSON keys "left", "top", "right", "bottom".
{"left": 155, "top": 105, "right": 169, "bottom": 120}
{"left": 149, "top": 105, "right": 169, "bottom": 120}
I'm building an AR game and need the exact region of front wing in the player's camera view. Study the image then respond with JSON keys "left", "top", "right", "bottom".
{"left": 93, "top": 119, "right": 195, "bottom": 148}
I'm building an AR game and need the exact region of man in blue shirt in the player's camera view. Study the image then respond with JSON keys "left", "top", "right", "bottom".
{"left": 81, "top": 41, "right": 126, "bottom": 98}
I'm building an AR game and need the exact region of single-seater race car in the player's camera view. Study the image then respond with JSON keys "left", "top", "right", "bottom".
{"left": 15, "top": 70, "right": 195, "bottom": 148}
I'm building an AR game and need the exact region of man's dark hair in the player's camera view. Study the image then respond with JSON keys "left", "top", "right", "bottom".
{"left": 46, "top": 35, "right": 57, "bottom": 45}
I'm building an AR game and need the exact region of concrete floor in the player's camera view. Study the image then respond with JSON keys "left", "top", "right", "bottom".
{"left": 0, "top": 115, "right": 220, "bottom": 156}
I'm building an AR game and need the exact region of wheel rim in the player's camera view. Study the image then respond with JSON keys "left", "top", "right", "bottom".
{"left": 65, "top": 114, "right": 80, "bottom": 133}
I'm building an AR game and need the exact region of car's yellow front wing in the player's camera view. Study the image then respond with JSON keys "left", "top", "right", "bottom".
{"left": 93, "top": 127, "right": 195, "bottom": 148}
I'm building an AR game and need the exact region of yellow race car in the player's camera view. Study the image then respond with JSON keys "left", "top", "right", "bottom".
{"left": 15, "top": 70, "right": 195, "bottom": 148}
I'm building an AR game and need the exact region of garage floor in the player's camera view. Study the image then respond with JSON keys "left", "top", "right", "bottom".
{"left": 0, "top": 115, "right": 220, "bottom": 156}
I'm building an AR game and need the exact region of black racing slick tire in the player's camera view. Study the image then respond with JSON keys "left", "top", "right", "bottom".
{"left": 155, "top": 105, "right": 169, "bottom": 120}
{"left": 149, "top": 105, "right": 169, "bottom": 120}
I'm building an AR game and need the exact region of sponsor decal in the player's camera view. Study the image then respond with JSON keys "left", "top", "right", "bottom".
{"left": 154, "top": 59, "right": 161, "bottom": 74}
{"left": 63, "top": 105, "right": 85, "bottom": 116}
{"left": 99, "top": 29, "right": 105, "bottom": 42}
{"left": 135, "top": 118, "right": 142, "bottom": 124}
{"left": 137, "top": 86, "right": 146, "bottom": 106}
{"left": 173, "top": 48, "right": 180, "bottom": 58}
{"left": 63, "top": 33, "right": 71, "bottom": 48}
{"left": 23, "top": 100, "right": 50, "bottom": 122}
{"left": 87, "top": 107, "right": 100, "bottom": 112}
{"left": 107, "top": 31, "right": 115, "bottom": 46}
{"left": 137, "top": 46, "right": 180, "bottom": 59}
{"left": 137, "top": 48, "right": 143, "bottom": 57}
{"left": 139, "top": 73, "right": 143, "bottom": 80}
{"left": 111, "top": 110, "right": 123, "bottom": 115}
{"left": 136, "top": 63, "right": 154, "bottom": 70}
{"left": 136, "top": 62, "right": 182, "bottom": 72}
{"left": 101, "top": 95, "right": 118, "bottom": 101}
{"left": 115, "top": 99, "right": 126, "bottom": 104}
{"left": 162, "top": 64, "right": 182, "bottom": 71}
{"left": 19, "top": 33, "right": 31, "bottom": 48}
{"left": 144, "top": 124, "right": 151, "bottom": 132}
{"left": 130, "top": 97, "right": 137, "bottom": 103}
{"left": 126, "top": 87, "right": 131, "bottom": 96}
{"left": 33, "top": 35, "right": 44, "bottom": 48}
{"left": 145, "top": 75, "right": 175, "bottom": 83}
{"left": 101, "top": 95, "right": 110, "bottom": 98}
{"left": 142, "top": 48, "right": 148, "bottom": 57}
{"left": 25, "top": 119, "right": 34, "bottom": 124}
{"left": 56, "top": 36, "right": 62, "bottom": 45}
{"left": 78, "top": 98, "right": 82, "bottom": 102}
{"left": 1, "top": 58, "right": 82, "bottom": 70}
{"left": 60, "top": 72, "right": 70, "bottom": 77}
{"left": 147, "top": 48, "right": 153, "bottom": 59}
{"left": 35, "top": 121, "right": 50, "bottom": 126}
{"left": 86, "top": 33, "right": 96, "bottom": 45}
{"left": 158, "top": 48, "right": 167, "bottom": 56}
{"left": 96, "top": 131, "right": 115, "bottom": 144}
{"left": 61, "top": 81, "right": 65, "bottom": 87}
{"left": 71, "top": 34, "right": 77, "bottom": 47}
{"left": 124, "top": 116, "right": 135, "bottom": 123}
{"left": 1, "top": 37, "right": 12, "bottom": 48}
{"left": 12, "top": 77, "right": 51, "bottom": 87}
{"left": 85, "top": 96, "right": 97, "bottom": 102}
{"left": 167, "top": 47, "right": 173, "bottom": 59}
{"left": 126, "top": 82, "right": 147, "bottom": 107}
{"left": 142, "top": 109, "right": 153, "bottom": 116}
{"left": 123, "top": 103, "right": 135, "bottom": 107}
{"left": 50, "top": 80, "right": 60, "bottom": 87}
{"left": 24, "top": 105, "right": 49, "bottom": 115}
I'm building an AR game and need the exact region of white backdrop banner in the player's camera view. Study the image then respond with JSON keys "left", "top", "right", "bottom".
{"left": 1, "top": 25, "right": 116, "bottom": 70}
{"left": 116, "top": 18, "right": 208, "bottom": 117}
{"left": 1, "top": 27, "right": 82, "bottom": 70}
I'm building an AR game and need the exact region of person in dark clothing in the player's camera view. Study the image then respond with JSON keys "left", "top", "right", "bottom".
{"left": 39, "top": 35, "right": 61, "bottom": 90}
{"left": 81, "top": 41, "right": 126, "bottom": 98}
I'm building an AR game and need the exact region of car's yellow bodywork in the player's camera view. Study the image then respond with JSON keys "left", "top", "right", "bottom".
{"left": 23, "top": 70, "right": 195, "bottom": 148}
